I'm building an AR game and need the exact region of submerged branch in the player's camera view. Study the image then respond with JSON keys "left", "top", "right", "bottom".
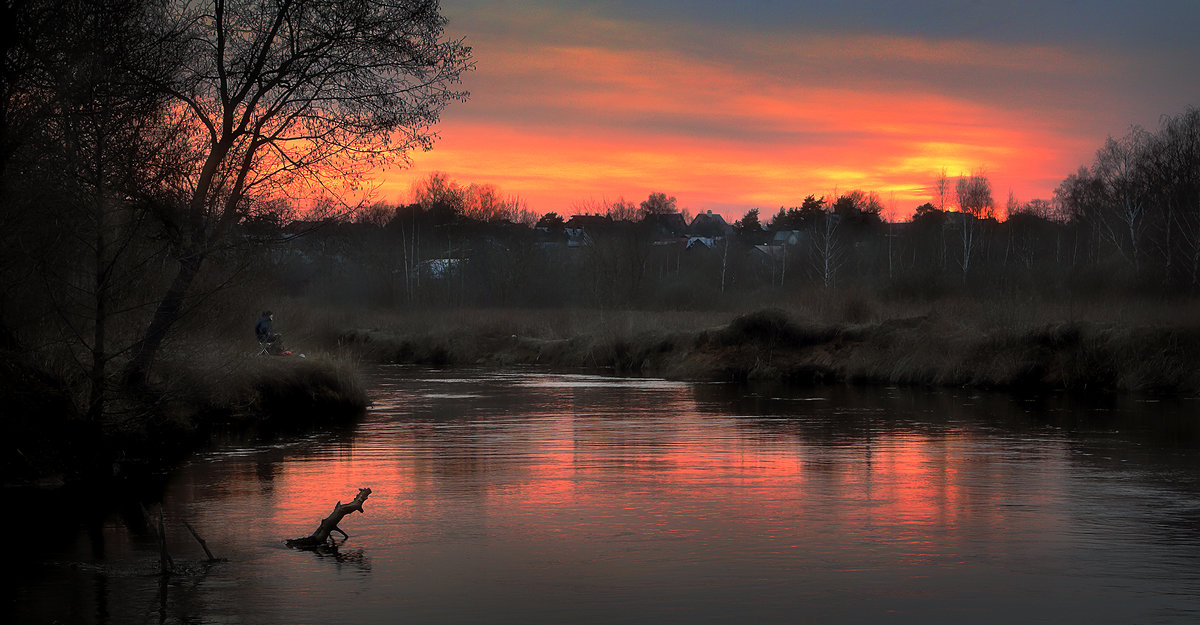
{"left": 286, "top": 487, "right": 372, "bottom": 548}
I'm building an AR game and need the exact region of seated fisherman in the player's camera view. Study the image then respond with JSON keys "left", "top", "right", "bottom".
{"left": 255, "top": 310, "right": 284, "bottom": 353}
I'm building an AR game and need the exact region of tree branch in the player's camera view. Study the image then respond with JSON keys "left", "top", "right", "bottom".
{"left": 286, "top": 487, "right": 372, "bottom": 548}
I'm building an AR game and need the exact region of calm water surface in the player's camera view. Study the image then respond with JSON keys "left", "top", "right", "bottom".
{"left": 13, "top": 367, "right": 1200, "bottom": 624}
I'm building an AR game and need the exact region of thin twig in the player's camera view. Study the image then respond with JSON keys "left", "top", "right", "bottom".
{"left": 182, "top": 520, "right": 218, "bottom": 562}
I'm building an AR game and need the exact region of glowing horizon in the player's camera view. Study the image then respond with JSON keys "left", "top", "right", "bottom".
{"left": 372, "top": 1, "right": 1200, "bottom": 223}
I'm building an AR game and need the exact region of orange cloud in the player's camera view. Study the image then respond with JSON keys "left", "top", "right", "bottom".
{"left": 378, "top": 21, "right": 1106, "bottom": 222}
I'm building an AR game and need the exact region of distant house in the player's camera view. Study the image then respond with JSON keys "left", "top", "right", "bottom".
{"left": 565, "top": 214, "right": 615, "bottom": 229}
{"left": 771, "top": 230, "right": 806, "bottom": 246}
{"left": 751, "top": 244, "right": 792, "bottom": 286}
{"left": 564, "top": 214, "right": 615, "bottom": 247}
{"left": 752, "top": 245, "right": 789, "bottom": 263}
{"left": 412, "top": 258, "right": 463, "bottom": 281}
{"left": 689, "top": 210, "right": 732, "bottom": 237}
{"left": 641, "top": 212, "right": 688, "bottom": 238}
{"left": 652, "top": 237, "right": 688, "bottom": 250}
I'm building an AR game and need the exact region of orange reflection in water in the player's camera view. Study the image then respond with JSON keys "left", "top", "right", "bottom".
{"left": 256, "top": 380, "right": 1070, "bottom": 563}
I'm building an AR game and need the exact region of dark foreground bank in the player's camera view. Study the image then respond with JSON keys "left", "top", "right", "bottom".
{"left": 2, "top": 351, "right": 368, "bottom": 490}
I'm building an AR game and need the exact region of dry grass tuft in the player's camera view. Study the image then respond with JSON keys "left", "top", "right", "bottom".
{"left": 152, "top": 342, "right": 368, "bottom": 431}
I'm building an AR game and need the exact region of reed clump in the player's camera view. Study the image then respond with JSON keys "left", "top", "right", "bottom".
{"left": 2, "top": 340, "right": 369, "bottom": 488}
{"left": 152, "top": 345, "right": 369, "bottom": 431}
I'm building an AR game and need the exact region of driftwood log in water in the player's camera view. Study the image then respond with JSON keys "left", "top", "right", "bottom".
{"left": 286, "top": 487, "right": 372, "bottom": 548}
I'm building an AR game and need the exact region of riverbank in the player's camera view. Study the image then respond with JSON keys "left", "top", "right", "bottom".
{"left": 8, "top": 296, "right": 1197, "bottom": 488}
{"left": 326, "top": 301, "right": 1200, "bottom": 396}
{"left": 2, "top": 348, "right": 369, "bottom": 490}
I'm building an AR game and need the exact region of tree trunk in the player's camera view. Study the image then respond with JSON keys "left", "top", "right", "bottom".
{"left": 123, "top": 249, "right": 205, "bottom": 387}
{"left": 286, "top": 488, "right": 372, "bottom": 548}
{"left": 88, "top": 172, "right": 108, "bottom": 422}
{"left": 719, "top": 237, "right": 728, "bottom": 295}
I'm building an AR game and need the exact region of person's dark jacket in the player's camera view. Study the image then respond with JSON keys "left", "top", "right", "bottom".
{"left": 255, "top": 315, "right": 273, "bottom": 342}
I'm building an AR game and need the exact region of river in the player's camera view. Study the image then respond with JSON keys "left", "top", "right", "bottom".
{"left": 12, "top": 367, "right": 1200, "bottom": 624}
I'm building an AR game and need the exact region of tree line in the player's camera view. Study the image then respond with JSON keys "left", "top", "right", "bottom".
{"left": 279, "top": 104, "right": 1199, "bottom": 318}
{"left": 1055, "top": 108, "right": 1200, "bottom": 287}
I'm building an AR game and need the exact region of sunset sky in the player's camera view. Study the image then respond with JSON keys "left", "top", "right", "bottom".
{"left": 377, "top": 0, "right": 1200, "bottom": 222}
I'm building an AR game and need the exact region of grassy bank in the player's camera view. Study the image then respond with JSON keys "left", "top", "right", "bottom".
{"left": 2, "top": 346, "right": 368, "bottom": 489}
{"left": 317, "top": 297, "right": 1200, "bottom": 396}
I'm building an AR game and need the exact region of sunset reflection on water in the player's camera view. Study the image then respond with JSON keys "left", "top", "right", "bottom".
{"left": 19, "top": 368, "right": 1200, "bottom": 624}
{"left": 345, "top": 373, "right": 1067, "bottom": 549}
{"left": 243, "top": 369, "right": 1084, "bottom": 620}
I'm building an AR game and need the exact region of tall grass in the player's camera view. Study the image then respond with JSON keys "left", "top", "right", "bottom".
{"left": 299, "top": 294, "right": 1200, "bottom": 395}
{"left": 3, "top": 313, "right": 370, "bottom": 487}
{"left": 153, "top": 341, "right": 369, "bottom": 428}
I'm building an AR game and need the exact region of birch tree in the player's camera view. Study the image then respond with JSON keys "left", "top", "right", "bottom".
{"left": 811, "top": 211, "right": 843, "bottom": 288}
{"left": 955, "top": 169, "right": 993, "bottom": 280}
{"left": 1092, "top": 130, "right": 1150, "bottom": 274}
